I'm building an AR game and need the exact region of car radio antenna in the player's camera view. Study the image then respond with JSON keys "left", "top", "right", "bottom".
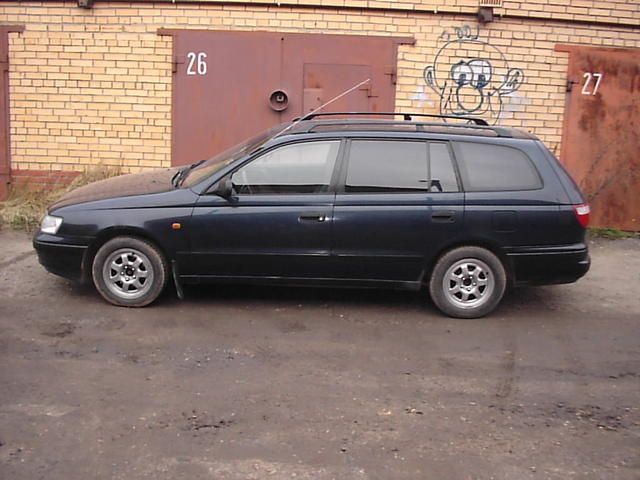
{"left": 272, "top": 78, "right": 371, "bottom": 139}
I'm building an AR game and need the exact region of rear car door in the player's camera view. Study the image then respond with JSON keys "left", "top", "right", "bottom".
{"left": 332, "top": 138, "right": 464, "bottom": 282}
{"left": 186, "top": 140, "right": 341, "bottom": 279}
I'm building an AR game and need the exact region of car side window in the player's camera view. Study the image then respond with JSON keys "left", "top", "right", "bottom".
{"left": 345, "top": 140, "right": 429, "bottom": 193}
{"left": 231, "top": 141, "right": 340, "bottom": 195}
{"left": 344, "top": 140, "right": 459, "bottom": 193}
{"left": 454, "top": 142, "right": 542, "bottom": 191}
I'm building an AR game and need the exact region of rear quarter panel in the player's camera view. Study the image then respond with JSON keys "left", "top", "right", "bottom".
{"left": 455, "top": 138, "right": 584, "bottom": 249}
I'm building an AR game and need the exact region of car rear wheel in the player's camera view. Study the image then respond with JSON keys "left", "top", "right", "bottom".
{"left": 429, "top": 246, "right": 506, "bottom": 319}
{"left": 92, "top": 236, "right": 168, "bottom": 307}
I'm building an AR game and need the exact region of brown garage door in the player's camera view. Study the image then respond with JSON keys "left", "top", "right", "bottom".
{"left": 557, "top": 45, "right": 640, "bottom": 231}
{"left": 0, "top": 26, "right": 23, "bottom": 200}
{"left": 160, "top": 30, "right": 413, "bottom": 166}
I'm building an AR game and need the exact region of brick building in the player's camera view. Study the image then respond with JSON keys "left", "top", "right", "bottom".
{"left": 0, "top": 1, "right": 638, "bottom": 228}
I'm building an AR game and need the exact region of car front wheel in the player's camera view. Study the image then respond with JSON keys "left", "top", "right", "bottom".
{"left": 92, "top": 236, "right": 168, "bottom": 307}
{"left": 429, "top": 246, "right": 506, "bottom": 319}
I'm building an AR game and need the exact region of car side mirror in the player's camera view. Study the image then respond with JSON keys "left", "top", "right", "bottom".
{"left": 209, "top": 177, "right": 235, "bottom": 199}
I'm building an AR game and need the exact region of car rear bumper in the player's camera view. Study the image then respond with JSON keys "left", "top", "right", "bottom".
{"left": 33, "top": 235, "right": 88, "bottom": 283}
{"left": 505, "top": 243, "right": 590, "bottom": 286}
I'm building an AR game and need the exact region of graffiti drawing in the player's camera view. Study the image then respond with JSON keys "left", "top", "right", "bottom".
{"left": 424, "top": 25, "right": 525, "bottom": 125}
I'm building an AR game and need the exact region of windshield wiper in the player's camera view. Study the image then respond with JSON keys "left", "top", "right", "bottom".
{"left": 171, "top": 169, "right": 183, "bottom": 188}
{"left": 172, "top": 159, "right": 206, "bottom": 188}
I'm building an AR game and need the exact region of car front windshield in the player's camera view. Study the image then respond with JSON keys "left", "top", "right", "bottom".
{"left": 181, "top": 123, "right": 290, "bottom": 188}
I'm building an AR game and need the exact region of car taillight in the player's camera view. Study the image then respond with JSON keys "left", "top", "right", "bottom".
{"left": 573, "top": 203, "right": 590, "bottom": 228}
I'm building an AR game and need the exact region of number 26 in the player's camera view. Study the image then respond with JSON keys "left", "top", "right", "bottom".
{"left": 187, "top": 52, "right": 207, "bottom": 76}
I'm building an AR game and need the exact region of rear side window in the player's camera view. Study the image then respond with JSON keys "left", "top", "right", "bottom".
{"left": 455, "top": 142, "right": 542, "bottom": 191}
{"left": 345, "top": 140, "right": 459, "bottom": 193}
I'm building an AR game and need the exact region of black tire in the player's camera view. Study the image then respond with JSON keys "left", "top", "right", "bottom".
{"left": 91, "top": 236, "right": 168, "bottom": 307}
{"left": 429, "top": 246, "right": 506, "bottom": 319}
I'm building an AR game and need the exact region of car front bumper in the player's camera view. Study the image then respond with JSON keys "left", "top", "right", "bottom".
{"left": 506, "top": 243, "right": 590, "bottom": 286}
{"left": 33, "top": 233, "right": 89, "bottom": 283}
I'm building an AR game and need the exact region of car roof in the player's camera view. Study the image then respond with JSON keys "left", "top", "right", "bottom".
{"left": 282, "top": 118, "right": 538, "bottom": 140}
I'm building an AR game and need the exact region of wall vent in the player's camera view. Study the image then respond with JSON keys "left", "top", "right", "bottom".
{"left": 479, "top": 0, "right": 503, "bottom": 6}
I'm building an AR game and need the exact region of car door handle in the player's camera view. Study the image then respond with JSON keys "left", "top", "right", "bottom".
{"left": 431, "top": 210, "right": 456, "bottom": 223}
{"left": 299, "top": 214, "right": 327, "bottom": 223}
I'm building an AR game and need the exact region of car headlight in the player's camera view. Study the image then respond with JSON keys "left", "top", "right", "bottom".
{"left": 40, "top": 215, "right": 63, "bottom": 234}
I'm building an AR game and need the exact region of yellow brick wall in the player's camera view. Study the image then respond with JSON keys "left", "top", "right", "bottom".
{"left": 115, "top": 0, "right": 640, "bottom": 27}
{"left": 502, "top": 0, "right": 639, "bottom": 26}
{"left": 1, "top": 1, "right": 639, "bottom": 174}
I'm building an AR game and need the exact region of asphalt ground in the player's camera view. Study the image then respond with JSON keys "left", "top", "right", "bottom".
{"left": 1, "top": 230, "right": 639, "bottom": 479}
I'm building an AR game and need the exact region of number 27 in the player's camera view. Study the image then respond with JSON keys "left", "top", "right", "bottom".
{"left": 582, "top": 72, "right": 603, "bottom": 96}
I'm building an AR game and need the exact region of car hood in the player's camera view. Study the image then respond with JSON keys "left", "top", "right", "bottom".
{"left": 50, "top": 167, "right": 180, "bottom": 210}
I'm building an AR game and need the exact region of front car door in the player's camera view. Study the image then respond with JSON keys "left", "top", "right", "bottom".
{"left": 185, "top": 140, "right": 342, "bottom": 280}
{"left": 332, "top": 138, "right": 464, "bottom": 283}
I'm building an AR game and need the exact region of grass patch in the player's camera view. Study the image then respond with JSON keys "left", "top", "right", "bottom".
{"left": 0, "top": 166, "right": 121, "bottom": 232}
{"left": 589, "top": 227, "right": 640, "bottom": 240}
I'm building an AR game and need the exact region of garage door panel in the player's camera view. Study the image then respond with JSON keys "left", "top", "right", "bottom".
{"left": 173, "top": 31, "right": 282, "bottom": 166}
{"left": 558, "top": 45, "right": 640, "bottom": 231}
{"left": 281, "top": 34, "right": 397, "bottom": 121}
{"left": 170, "top": 30, "right": 410, "bottom": 166}
{"left": 303, "top": 64, "right": 371, "bottom": 114}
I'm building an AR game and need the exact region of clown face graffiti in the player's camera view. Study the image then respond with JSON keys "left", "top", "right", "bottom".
{"left": 424, "top": 25, "right": 524, "bottom": 125}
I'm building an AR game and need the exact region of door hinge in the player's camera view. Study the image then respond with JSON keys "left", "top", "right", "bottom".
{"left": 172, "top": 55, "right": 185, "bottom": 74}
{"left": 384, "top": 66, "right": 397, "bottom": 85}
{"left": 359, "top": 83, "right": 378, "bottom": 98}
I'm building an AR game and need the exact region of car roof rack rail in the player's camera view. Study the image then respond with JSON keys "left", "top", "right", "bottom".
{"left": 304, "top": 120, "right": 514, "bottom": 138}
{"left": 295, "top": 111, "right": 490, "bottom": 126}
